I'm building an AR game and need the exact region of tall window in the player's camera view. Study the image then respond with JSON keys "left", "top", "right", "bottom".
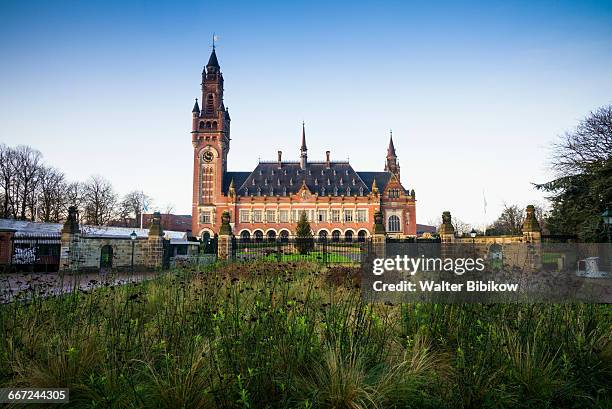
{"left": 206, "top": 94, "right": 214, "bottom": 116}
{"left": 318, "top": 210, "right": 327, "bottom": 222}
{"left": 200, "top": 211, "right": 211, "bottom": 224}
{"left": 266, "top": 210, "right": 276, "bottom": 223}
{"left": 253, "top": 210, "right": 263, "bottom": 223}
{"left": 356, "top": 209, "right": 367, "bottom": 222}
{"left": 344, "top": 210, "right": 353, "bottom": 222}
{"left": 388, "top": 215, "right": 400, "bottom": 232}
{"left": 279, "top": 210, "right": 289, "bottom": 223}
{"left": 331, "top": 209, "right": 340, "bottom": 222}
{"left": 240, "top": 210, "right": 250, "bottom": 223}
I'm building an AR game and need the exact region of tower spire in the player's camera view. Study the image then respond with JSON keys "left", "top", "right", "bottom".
{"left": 300, "top": 122, "right": 308, "bottom": 169}
{"left": 384, "top": 130, "right": 400, "bottom": 180}
{"left": 387, "top": 130, "right": 396, "bottom": 158}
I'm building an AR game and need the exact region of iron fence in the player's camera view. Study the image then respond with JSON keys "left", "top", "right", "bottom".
{"left": 230, "top": 236, "right": 370, "bottom": 265}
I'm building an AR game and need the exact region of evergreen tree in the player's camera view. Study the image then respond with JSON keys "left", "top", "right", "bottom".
{"left": 535, "top": 105, "right": 611, "bottom": 242}
{"left": 295, "top": 211, "right": 314, "bottom": 254}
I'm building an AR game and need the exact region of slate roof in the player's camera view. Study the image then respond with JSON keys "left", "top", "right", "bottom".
{"left": 225, "top": 162, "right": 394, "bottom": 197}
{"left": 207, "top": 48, "right": 220, "bottom": 68}
{"left": 0, "top": 219, "right": 186, "bottom": 240}
{"left": 222, "top": 171, "right": 251, "bottom": 194}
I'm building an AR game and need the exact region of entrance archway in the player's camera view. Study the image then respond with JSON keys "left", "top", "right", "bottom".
{"left": 100, "top": 245, "right": 113, "bottom": 268}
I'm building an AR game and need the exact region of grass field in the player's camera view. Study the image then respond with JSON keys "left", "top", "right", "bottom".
{"left": 1, "top": 261, "right": 610, "bottom": 408}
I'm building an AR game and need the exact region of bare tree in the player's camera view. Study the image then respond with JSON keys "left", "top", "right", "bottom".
{"left": 0, "top": 144, "right": 14, "bottom": 218}
{"left": 0, "top": 145, "right": 43, "bottom": 220}
{"left": 487, "top": 204, "right": 523, "bottom": 235}
{"left": 552, "top": 105, "right": 612, "bottom": 176}
{"left": 82, "top": 175, "right": 117, "bottom": 226}
{"left": 119, "top": 190, "right": 153, "bottom": 228}
{"left": 37, "top": 166, "right": 67, "bottom": 222}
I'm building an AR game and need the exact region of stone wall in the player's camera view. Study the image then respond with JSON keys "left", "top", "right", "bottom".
{"left": 60, "top": 235, "right": 159, "bottom": 271}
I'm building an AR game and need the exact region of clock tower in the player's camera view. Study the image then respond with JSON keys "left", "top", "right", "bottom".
{"left": 191, "top": 46, "right": 231, "bottom": 234}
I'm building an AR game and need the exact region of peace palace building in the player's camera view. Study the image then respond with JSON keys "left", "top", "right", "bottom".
{"left": 191, "top": 48, "right": 416, "bottom": 242}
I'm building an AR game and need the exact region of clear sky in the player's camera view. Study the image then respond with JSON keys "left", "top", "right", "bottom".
{"left": 1, "top": 0, "right": 611, "bottom": 227}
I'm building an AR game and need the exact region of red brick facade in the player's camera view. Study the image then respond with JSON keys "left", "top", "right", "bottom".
{"left": 191, "top": 49, "right": 416, "bottom": 240}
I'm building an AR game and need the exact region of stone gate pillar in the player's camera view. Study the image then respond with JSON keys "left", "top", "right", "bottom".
{"left": 521, "top": 205, "right": 542, "bottom": 271}
{"left": 372, "top": 210, "right": 386, "bottom": 258}
{"left": 59, "top": 206, "right": 81, "bottom": 272}
{"left": 147, "top": 211, "right": 164, "bottom": 269}
{"left": 439, "top": 211, "right": 456, "bottom": 259}
{"left": 217, "top": 211, "right": 233, "bottom": 260}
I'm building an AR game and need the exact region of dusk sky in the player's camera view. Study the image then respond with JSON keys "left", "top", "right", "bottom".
{"left": 1, "top": 0, "right": 611, "bottom": 227}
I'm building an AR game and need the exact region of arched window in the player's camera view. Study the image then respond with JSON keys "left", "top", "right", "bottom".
{"left": 206, "top": 94, "right": 214, "bottom": 116}
{"left": 388, "top": 215, "right": 400, "bottom": 232}
{"left": 254, "top": 230, "right": 264, "bottom": 242}
{"left": 344, "top": 230, "right": 353, "bottom": 242}
{"left": 267, "top": 230, "right": 276, "bottom": 242}
{"left": 279, "top": 230, "right": 290, "bottom": 243}
{"left": 202, "top": 231, "right": 211, "bottom": 244}
{"left": 318, "top": 230, "right": 328, "bottom": 242}
{"left": 240, "top": 231, "right": 251, "bottom": 241}
{"left": 331, "top": 230, "right": 341, "bottom": 242}
{"left": 357, "top": 230, "right": 367, "bottom": 242}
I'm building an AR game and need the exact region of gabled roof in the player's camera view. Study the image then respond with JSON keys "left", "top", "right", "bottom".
{"left": 233, "top": 162, "right": 379, "bottom": 197}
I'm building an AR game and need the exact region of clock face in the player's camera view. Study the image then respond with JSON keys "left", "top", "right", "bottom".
{"left": 202, "top": 151, "right": 214, "bottom": 163}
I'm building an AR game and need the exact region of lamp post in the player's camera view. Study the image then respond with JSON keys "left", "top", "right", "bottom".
{"left": 470, "top": 228, "right": 477, "bottom": 259}
{"left": 602, "top": 209, "right": 612, "bottom": 274}
{"left": 130, "top": 230, "right": 137, "bottom": 273}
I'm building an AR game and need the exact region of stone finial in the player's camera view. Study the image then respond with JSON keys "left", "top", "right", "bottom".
{"left": 373, "top": 210, "right": 385, "bottom": 234}
{"left": 371, "top": 179, "right": 379, "bottom": 195}
{"left": 521, "top": 205, "right": 541, "bottom": 233}
{"left": 438, "top": 211, "right": 455, "bottom": 235}
{"left": 219, "top": 211, "right": 232, "bottom": 235}
{"left": 61, "top": 205, "right": 80, "bottom": 234}
{"left": 148, "top": 211, "right": 164, "bottom": 237}
{"left": 410, "top": 189, "right": 415, "bottom": 199}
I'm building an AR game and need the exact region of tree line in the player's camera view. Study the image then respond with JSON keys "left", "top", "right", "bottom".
{"left": 0, "top": 144, "right": 155, "bottom": 227}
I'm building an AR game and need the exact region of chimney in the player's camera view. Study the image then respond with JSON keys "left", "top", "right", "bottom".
{"left": 325, "top": 151, "right": 331, "bottom": 168}
{"left": 277, "top": 151, "right": 282, "bottom": 168}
